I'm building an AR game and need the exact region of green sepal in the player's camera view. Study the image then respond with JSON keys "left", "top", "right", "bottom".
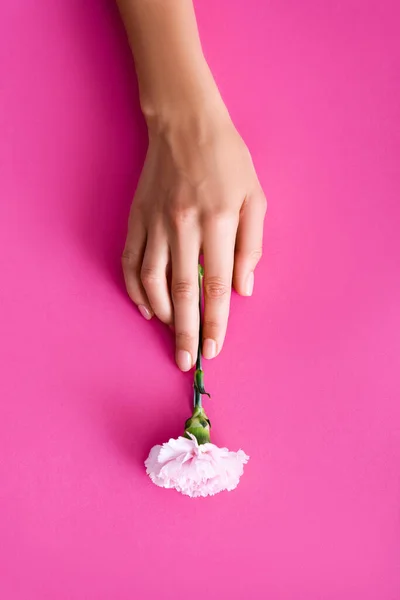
{"left": 184, "top": 427, "right": 210, "bottom": 445}
{"left": 184, "top": 405, "right": 211, "bottom": 445}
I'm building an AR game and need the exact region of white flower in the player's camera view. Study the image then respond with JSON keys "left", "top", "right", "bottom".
{"left": 145, "top": 434, "right": 249, "bottom": 498}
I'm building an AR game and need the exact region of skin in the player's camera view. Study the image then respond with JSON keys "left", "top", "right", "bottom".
{"left": 117, "top": 0, "right": 267, "bottom": 371}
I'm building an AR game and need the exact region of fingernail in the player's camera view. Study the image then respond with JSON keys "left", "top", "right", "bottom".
{"left": 203, "top": 338, "right": 217, "bottom": 360}
{"left": 138, "top": 304, "right": 152, "bottom": 320}
{"left": 245, "top": 272, "right": 254, "bottom": 296}
{"left": 176, "top": 350, "right": 192, "bottom": 372}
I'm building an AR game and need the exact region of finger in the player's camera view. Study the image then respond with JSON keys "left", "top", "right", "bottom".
{"left": 202, "top": 214, "right": 237, "bottom": 360}
{"left": 170, "top": 222, "right": 200, "bottom": 372}
{"left": 233, "top": 190, "right": 267, "bottom": 296}
{"left": 121, "top": 213, "right": 153, "bottom": 320}
{"left": 141, "top": 226, "right": 172, "bottom": 325}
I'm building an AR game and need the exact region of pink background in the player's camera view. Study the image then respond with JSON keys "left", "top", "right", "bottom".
{"left": 1, "top": 1, "right": 399, "bottom": 598}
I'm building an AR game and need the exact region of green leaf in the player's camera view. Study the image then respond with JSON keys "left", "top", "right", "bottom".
{"left": 194, "top": 369, "right": 211, "bottom": 398}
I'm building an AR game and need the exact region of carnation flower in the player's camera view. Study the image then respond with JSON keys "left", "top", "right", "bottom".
{"left": 144, "top": 266, "right": 249, "bottom": 497}
{"left": 145, "top": 431, "right": 249, "bottom": 498}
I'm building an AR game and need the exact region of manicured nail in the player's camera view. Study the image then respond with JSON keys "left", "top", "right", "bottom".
{"left": 203, "top": 338, "right": 217, "bottom": 360}
{"left": 245, "top": 272, "right": 254, "bottom": 296}
{"left": 138, "top": 304, "right": 152, "bottom": 320}
{"left": 176, "top": 350, "right": 192, "bottom": 372}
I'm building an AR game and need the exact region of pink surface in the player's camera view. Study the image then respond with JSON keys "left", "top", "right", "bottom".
{"left": 1, "top": 1, "right": 399, "bottom": 598}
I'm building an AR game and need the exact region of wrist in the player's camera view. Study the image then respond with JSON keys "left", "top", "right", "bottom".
{"left": 137, "top": 46, "right": 224, "bottom": 123}
{"left": 142, "top": 74, "right": 230, "bottom": 139}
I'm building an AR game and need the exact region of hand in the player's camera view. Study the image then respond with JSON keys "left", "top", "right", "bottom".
{"left": 122, "top": 107, "right": 266, "bottom": 371}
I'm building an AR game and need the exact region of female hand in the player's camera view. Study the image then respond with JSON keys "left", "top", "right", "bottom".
{"left": 122, "top": 106, "right": 266, "bottom": 371}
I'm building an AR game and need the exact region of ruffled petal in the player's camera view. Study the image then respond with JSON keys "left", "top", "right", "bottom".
{"left": 145, "top": 436, "right": 249, "bottom": 497}
{"left": 158, "top": 436, "right": 196, "bottom": 463}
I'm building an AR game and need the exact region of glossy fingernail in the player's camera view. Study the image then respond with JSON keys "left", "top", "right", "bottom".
{"left": 245, "top": 272, "right": 254, "bottom": 296}
{"left": 138, "top": 304, "right": 153, "bottom": 320}
{"left": 203, "top": 338, "right": 217, "bottom": 359}
{"left": 176, "top": 350, "right": 192, "bottom": 372}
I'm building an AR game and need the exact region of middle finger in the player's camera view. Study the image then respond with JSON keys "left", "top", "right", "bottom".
{"left": 202, "top": 214, "right": 237, "bottom": 359}
{"left": 170, "top": 222, "right": 200, "bottom": 372}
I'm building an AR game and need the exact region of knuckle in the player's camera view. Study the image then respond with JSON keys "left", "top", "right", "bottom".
{"left": 203, "top": 318, "right": 220, "bottom": 332}
{"left": 121, "top": 248, "right": 140, "bottom": 267}
{"left": 169, "top": 206, "right": 198, "bottom": 229}
{"left": 141, "top": 266, "right": 160, "bottom": 288}
{"left": 203, "top": 206, "right": 235, "bottom": 226}
{"left": 237, "top": 247, "right": 263, "bottom": 264}
{"left": 175, "top": 331, "right": 196, "bottom": 345}
{"left": 204, "top": 277, "right": 229, "bottom": 300}
{"left": 172, "top": 280, "right": 195, "bottom": 302}
{"left": 250, "top": 248, "right": 263, "bottom": 263}
{"left": 204, "top": 205, "right": 230, "bottom": 219}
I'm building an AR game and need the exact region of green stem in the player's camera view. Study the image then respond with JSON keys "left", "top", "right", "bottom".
{"left": 194, "top": 265, "right": 204, "bottom": 408}
{"left": 196, "top": 265, "right": 203, "bottom": 372}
